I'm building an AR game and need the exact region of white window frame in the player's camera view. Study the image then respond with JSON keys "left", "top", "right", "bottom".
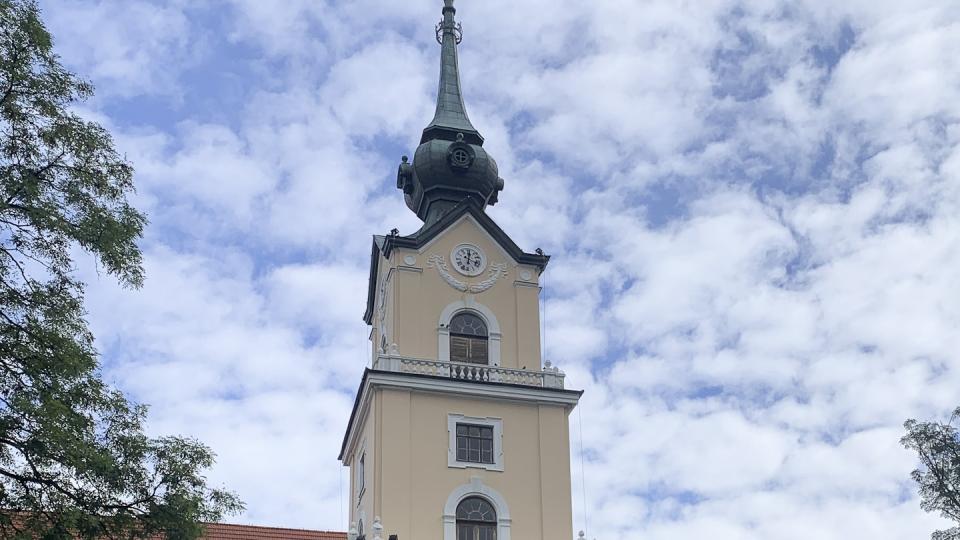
{"left": 448, "top": 414, "right": 503, "bottom": 472}
{"left": 439, "top": 300, "right": 501, "bottom": 367}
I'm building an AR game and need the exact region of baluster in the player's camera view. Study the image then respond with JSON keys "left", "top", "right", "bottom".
{"left": 385, "top": 359, "right": 553, "bottom": 387}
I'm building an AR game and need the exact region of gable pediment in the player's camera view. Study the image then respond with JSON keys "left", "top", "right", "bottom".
{"left": 362, "top": 200, "right": 548, "bottom": 324}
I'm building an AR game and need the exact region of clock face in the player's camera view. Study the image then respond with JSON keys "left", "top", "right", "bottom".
{"left": 452, "top": 244, "right": 486, "bottom": 276}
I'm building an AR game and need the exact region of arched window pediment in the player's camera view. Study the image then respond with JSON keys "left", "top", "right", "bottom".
{"left": 439, "top": 301, "right": 501, "bottom": 368}
{"left": 443, "top": 478, "right": 511, "bottom": 540}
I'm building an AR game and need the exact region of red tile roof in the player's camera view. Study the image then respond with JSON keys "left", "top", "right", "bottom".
{"left": 201, "top": 523, "right": 347, "bottom": 540}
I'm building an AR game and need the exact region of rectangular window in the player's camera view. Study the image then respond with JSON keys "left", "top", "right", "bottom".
{"left": 456, "top": 423, "right": 494, "bottom": 464}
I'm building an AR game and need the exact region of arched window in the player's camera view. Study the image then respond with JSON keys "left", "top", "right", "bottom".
{"left": 456, "top": 497, "right": 497, "bottom": 540}
{"left": 449, "top": 312, "right": 488, "bottom": 364}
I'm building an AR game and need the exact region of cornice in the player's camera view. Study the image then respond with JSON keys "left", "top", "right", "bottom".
{"left": 338, "top": 369, "right": 582, "bottom": 461}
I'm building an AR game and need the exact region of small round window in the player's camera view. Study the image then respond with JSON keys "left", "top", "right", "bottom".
{"left": 451, "top": 148, "right": 471, "bottom": 167}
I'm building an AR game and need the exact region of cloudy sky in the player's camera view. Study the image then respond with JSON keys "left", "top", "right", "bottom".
{"left": 38, "top": 0, "right": 960, "bottom": 538}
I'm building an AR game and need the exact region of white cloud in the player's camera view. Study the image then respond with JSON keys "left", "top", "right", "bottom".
{"left": 43, "top": 0, "right": 197, "bottom": 97}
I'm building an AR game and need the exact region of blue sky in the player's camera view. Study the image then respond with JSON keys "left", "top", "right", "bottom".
{"left": 40, "top": 0, "right": 960, "bottom": 538}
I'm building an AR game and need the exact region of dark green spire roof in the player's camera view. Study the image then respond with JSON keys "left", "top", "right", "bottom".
{"left": 421, "top": 0, "right": 483, "bottom": 146}
{"left": 396, "top": 0, "right": 504, "bottom": 225}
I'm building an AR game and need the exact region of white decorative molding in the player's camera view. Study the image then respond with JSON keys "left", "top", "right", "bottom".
{"left": 427, "top": 254, "right": 508, "bottom": 294}
{"left": 443, "top": 477, "right": 511, "bottom": 540}
{"left": 403, "top": 254, "right": 417, "bottom": 266}
{"left": 438, "top": 299, "right": 501, "bottom": 367}
{"left": 519, "top": 269, "right": 533, "bottom": 281}
{"left": 427, "top": 254, "right": 468, "bottom": 291}
{"left": 367, "top": 369, "right": 578, "bottom": 406}
{"left": 469, "top": 263, "right": 508, "bottom": 293}
{"left": 447, "top": 414, "right": 504, "bottom": 472}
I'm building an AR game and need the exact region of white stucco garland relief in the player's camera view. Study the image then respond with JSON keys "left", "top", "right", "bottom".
{"left": 426, "top": 254, "right": 508, "bottom": 293}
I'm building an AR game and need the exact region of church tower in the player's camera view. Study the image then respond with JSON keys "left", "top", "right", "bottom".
{"left": 340, "top": 2, "right": 582, "bottom": 539}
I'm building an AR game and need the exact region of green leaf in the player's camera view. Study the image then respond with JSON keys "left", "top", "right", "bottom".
{"left": 0, "top": 1, "right": 242, "bottom": 538}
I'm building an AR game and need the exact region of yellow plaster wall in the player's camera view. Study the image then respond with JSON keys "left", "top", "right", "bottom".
{"left": 371, "top": 389, "right": 574, "bottom": 540}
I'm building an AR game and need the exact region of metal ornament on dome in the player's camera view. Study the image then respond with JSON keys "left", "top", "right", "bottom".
{"left": 437, "top": 0, "right": 463, "bottom": 44}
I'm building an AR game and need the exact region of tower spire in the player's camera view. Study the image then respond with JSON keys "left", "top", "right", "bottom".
{"left": 421, "top": 0, "right": 483, "bottom": 145}
{"left": 397, "top": 0, "right": 503, "bottom": 225}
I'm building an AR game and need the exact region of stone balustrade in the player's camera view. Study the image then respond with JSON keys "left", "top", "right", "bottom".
{"left": 374, "top": 354, "right": 565, "bottom": 389}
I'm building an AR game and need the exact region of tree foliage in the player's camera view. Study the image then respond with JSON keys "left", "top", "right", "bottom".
{"left": 0, "top": 1, "right": 242, "bottom": 537}
{"left": 903, "top": 407, "right": 960, "bottom": 540}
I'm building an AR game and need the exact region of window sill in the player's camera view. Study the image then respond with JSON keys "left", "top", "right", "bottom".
{"left": 449, "top": 460, "right": 504, "bottom": 472}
